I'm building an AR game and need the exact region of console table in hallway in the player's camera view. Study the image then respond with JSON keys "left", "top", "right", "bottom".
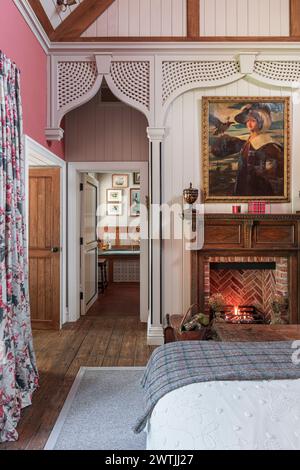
{"left": 214, "top": 324, "right": 300, "bottom": 342}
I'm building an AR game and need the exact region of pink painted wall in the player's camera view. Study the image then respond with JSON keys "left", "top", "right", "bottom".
{"left": 0, "top": 0, "right": 64, "bottom": 159}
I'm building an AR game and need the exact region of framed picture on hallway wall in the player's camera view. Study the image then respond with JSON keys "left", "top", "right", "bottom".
{"left": 107, "top": 189, "right": 122, "bottom": 203}
{"left": 133, "top": 172, "right": 140, "bottom": 185}
{"left": 202, "top": 96, "right": 290, "bottom": 203}
{"left": 112, "top": 174, "right": 129, "bottom": 189}
{"left": 107, "top": 203, "right": 122, "bottom": 216}
{"left": 130, "top": 189, "right": 140, "bottom": 217}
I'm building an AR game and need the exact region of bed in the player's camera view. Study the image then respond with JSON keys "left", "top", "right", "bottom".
{"left": 134, "top": 341, "right": 300, "bottom": 450}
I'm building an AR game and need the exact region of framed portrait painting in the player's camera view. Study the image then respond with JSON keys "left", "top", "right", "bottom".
{"left": 202, "top": 97, "right": 290, "bottom": 202}
{"left": 107, "top": 189, "right": 122, "bottom": 203}
{"left": 112, "top": 174, "right": 129, "bottom": 189}
{"left": 130, "top": 189, "right": 140, "bottom": 217}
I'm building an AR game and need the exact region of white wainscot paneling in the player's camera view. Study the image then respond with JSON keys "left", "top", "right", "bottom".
{"left": 66, "top": 94, "right": 149, "bottom": 162}
{"left": 81, "top": 0, "right": 186, "bottom": 37}
{"left": 162, "top": 80, "right": 298, "bottom": 318}
{"left": 200, "top": 0, "right": 290, "bottom": 37}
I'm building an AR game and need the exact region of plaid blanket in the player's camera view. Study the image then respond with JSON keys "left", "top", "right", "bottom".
{"left": 134, "top": 340, "right": 300, "bottom": 433}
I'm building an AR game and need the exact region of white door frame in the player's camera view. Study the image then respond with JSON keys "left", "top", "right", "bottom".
{"left": 67, "top": 161, "right": 149, "bottom": 324}
{"left": 24, "top": 135, "right": 67, "bottom": 327}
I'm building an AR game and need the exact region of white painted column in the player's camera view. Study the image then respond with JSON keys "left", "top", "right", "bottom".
{"left": 147, "top": 127, "right": 165, "bottom": 345}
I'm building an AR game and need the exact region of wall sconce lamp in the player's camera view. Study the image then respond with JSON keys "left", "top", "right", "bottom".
{"left": 182, "top": 183, "right": 199, "bottom": 232}
{"left": 57, "top": 0, "right": 77, "bottom": 12}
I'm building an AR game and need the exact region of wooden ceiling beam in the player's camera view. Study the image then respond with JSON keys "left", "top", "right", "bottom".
{"left": 50, "top": 0, "right": 116, "bottom": 41}
{"left": 187, "top": 0, "right": 200, "bottom": 38}
{"left": 52, "top": 35, "right": 300, "bottom": 43}
{"left": 290, "top": 0, "right": 300, "bottom": 36}
{"left": 27, "top": 0, "right": 300, "bottom": 44}
{"left": 27, "top": 0, "right": 55, "bottom": 37}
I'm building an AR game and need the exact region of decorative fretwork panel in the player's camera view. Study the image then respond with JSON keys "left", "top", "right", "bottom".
{"left": 254, "top": 61, "right": 300, "bottom": 83}
{"left": 49, "top": 55, "right": 300, "bottom": 138}
{"left": 162, "top": 61, "right": 240, "bottom": 104}
{"left": 110, "top": 61, "right": 150, "bottom": 110}
{"left": 57, "top": 61, "right": 98, "bottom": 110}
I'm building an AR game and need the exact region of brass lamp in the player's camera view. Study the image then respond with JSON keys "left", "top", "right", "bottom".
{"left": 183, "top": 183, "right": 198, "bottom": 205}
{"left": 182, "top": 183, "right": 199, "bottom": 232}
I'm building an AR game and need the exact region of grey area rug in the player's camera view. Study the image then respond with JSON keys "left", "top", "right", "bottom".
{"left": 44, "top": 367, "right": 146, "bottom": 450}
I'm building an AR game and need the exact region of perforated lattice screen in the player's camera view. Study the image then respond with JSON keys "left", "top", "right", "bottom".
{"left": 110, "top": 61, "right": 150, "bottom": 110}
{"left": 162, "top": 61, "right": 240, "bottom": 103}
{"left": 254, "top": 61, "right": 300, "bottom": 83}
{"left": 58, "top": 61, "right": 97, "bottom": 110}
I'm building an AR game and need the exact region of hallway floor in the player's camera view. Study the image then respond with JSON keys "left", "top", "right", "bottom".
{"left": 2, "top": 283, "right": 155, "bottom": 450}
{"left": 88, "top": 282, "right": 140, "bottom": 317}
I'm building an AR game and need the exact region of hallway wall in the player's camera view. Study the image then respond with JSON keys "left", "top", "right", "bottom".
{"left": 65, "top": 96, "right": 148, "bottom": 162}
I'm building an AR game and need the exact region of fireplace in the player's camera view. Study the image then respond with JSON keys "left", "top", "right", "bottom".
{"left": 191, "top": 214, "right": 300, "bottom": 324}
{"left": 216, "top": 305, "right": 265, "bottom": 324}
{"left": 205, "top": 256, "right": 289, "bottom": 323}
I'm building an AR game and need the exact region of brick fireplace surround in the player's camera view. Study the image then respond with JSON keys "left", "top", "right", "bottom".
{"left": 205, "top": 256, "right": 288, "bottom": 322}
{"left": 191, "top": 214, "right": 300, "bottom": 324}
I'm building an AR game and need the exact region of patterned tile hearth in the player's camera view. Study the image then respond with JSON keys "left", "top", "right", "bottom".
{"left": 204, "top": 256, "right": 289, "bottom": 322}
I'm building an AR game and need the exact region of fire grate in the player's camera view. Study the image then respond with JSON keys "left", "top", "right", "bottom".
{"left": 214, "top": 305, "right": 268, "bottom": 324}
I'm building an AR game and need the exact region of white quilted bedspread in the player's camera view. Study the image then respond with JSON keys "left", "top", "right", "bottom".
{"left": 146, "top": 379, "right": 300, "bottom": 450}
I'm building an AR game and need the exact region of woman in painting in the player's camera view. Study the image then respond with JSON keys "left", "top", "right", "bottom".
{"left": 211, "top": 103, "right": 284, "bottom": 197}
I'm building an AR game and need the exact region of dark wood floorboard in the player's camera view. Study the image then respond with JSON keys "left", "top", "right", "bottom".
{"left": 2, "top": 284, "right": 156, "bottom": 450}
{"left": 88, "top": 283, "right": 140, "bottom": 317}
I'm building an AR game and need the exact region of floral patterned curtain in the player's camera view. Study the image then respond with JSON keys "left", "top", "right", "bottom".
{"left": 0, "top": 51, "right": 38, "bottom": 442}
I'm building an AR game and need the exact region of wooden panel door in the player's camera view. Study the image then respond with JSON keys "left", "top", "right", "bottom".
{"left": 80, "top": 174, "right": 99, "bottom": 315}
{"left": 29, "top": 168, "right": 60, "bottom": 330}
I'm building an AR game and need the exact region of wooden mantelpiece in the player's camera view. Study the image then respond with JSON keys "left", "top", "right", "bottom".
{"left": 191, "top": 214, "right": 300, "bottom": 324}
{"left": 203, "top": 214, "right": 300, "bottom": 251}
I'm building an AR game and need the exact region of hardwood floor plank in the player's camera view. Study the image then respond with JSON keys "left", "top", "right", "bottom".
{"left": 2, "top": 284, "right": 156, "bottom": 450}
{"left": 117, "top": 327, "right": 139, "bottom": 366}
{"left": 134, "top": 328, "right": 154, "bottom": 366}
{"left": 101, "top": 323, "right": 126, "bottom": 366}
{"left": 5, "top": 321, "right": 91, "bottom": 449}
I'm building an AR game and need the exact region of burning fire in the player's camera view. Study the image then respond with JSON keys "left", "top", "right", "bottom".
{"left": 224, "top": 304, "right": 265, "bottom": 324}
{"left": 233, "top": 306, "right": 248, "bottom": 321}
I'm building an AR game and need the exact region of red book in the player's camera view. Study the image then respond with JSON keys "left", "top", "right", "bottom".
{"left": 248, "top": 201, "right": 271, "bottom": 214}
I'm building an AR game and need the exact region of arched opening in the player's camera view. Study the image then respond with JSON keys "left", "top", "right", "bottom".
{"left": 65, "top": 79, "right": 150, "bottom": 357}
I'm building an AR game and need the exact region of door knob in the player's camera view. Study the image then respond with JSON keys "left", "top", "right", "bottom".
{"left": 51, "top": 247, "right": 60, "bottom": 253}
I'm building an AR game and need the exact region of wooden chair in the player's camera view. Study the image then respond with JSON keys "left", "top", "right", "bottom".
{"left": 98, "top": 258, "right": 108, "bottom": 293}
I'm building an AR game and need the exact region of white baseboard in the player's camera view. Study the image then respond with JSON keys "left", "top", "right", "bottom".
{"left": 62, "top": 308, "right": 69, "bottom": 325}
{"left": 147, "top": 323, "right": 164, "bottom": 346}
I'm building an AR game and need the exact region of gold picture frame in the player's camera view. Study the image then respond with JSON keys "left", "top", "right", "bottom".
{"left": 202, "top": 96, "right": 290, "bottom": 203}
